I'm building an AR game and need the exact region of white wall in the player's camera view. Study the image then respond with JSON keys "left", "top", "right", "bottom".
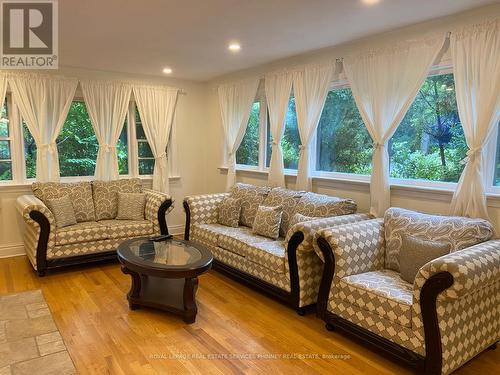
{"left": 0, "top": 66, "right": 210, "bottom": 257}
{"left": 204, "top": 4, "right": 500, "bottom": 231}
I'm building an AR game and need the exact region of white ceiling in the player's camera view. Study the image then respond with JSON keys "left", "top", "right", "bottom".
{"left": 59, "top": 0, "right": 496, "bottom": 81}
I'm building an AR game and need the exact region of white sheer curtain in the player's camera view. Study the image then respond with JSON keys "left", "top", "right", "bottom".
{"left": 0, "top": 74, "right": 6, "bottom": 116}
{"left": 293, "top": 64, "right": 334, "bottom": 191}
{"left": 9, "top": 74, "right": 78, "bottom": 182}
{"left": 218, "top": 79, "right": 259, "bottom": 190}
{"left": 265, "top": 71, "right": 293, "bottom": 187}
{"left": 449, "top": 20, "right": 500, "bottom": 220}
{"left": 344, "top": 36, "right": 444, "bottom": 216}
{"left": 81, "top": 80, "right": 131, "bottom": 181}
{"left": 133, "top": 85, "right": 179, "bottom": 193}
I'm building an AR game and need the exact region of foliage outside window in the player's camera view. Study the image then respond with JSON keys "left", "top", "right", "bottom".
{"left": 389, "top": 73, "right": 467, "bottom": 183}
{"left": 266, "top": 95, "right": 300, "bottom": 169}
{"left": 0, "top": 100, "right": 12, "bottom": 180}
{"left": 24, "top": 101, "right": 128, "bottom": 178}
{"left": 316, "top": 88, "right": 372, "bottom": 174}
{"left": 136, "top": 108, "right": 155, "bottom": 175}
{"left": 236, "top": 101, "right": 260, "bottom": 166}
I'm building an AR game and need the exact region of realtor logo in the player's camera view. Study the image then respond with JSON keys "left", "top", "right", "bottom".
{"left": 1, "top": 0, "right": 58, "bottom": 69}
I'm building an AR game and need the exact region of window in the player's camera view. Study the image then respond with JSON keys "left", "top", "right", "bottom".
{"left": 389, "top": 73, "right": 467, "bottom": 183}
{"left": 316, "top": 87, "right": 372, "bottom": 175}
{"left": 0, "top": 99, "right": 12, "bottom": 180}
{"left": 236, "top": 101, "right": 260, "bottom": 166}
{"left": 135, "top": 108, "right": 155, "bottom": 175}
{"left": 23, "top": 101, "right": 129, "bottom": 178}
{"left": 266, "top": 95, "right": 300, "bottom": 170}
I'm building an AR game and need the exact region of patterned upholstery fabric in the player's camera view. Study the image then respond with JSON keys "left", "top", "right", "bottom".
{"left": 48, "top": 237, "right": 139, "bottom": 259}
{"left": 295, "top": 249, "right": 325, "bottom": 307}
{"left": 190, "top": 223, "right": 252, "bottom": 252}
{"left": 230, "top": 183, "right": 271, "bottom": 227}
{"left": 55, "top": 221, "right": 108, "bottom": 246}
{"left": 116, "top": 192, "right": 146, "bottom": 220}
{"left": 252, "top": 205, "right": 283, "bottom": 239}
{"left": 295, "top": 192, "right": 357, "bottom": 218}
{"left": 144, "top": 189, "right": 173, "bottom": 234}
{"left": 99, "top": 220, "right": 154, "bottom": 239}
{"left": 217, "top": 196, "right": 241, "bottom": 228}
{"left": 184, "top": 193, "right": 229, "bottom": 226}
{"left": 262, "top": 187, "right": 305, "bottom": 237}
{"left": 384, "top": 207, "right": 494, "bottom": 272}
{"left": 288, "top": 213, "right": 316, "bottom": 229}
{"left": 338, "top": 270, "right": 413, "bottom": 327}
{"left": 45, "top": 195, "right": 77, "bottom": 228}
{"left": 32, "top": 181, "right": 95, "bottom": 222}
{"left": 317, "top": 214, "right": 500, "bottom": 375}
{"left": 92, "top": 178, "right": 142, "bottom": 220}
{"left": 202, "top": 241, "right": 291, "bottom": 292}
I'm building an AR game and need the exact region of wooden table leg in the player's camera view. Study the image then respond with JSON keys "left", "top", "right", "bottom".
{"left": 121, "top": 266, "right": 142, "bottom": 310}
{"left": 183, "top": 277, "right": 199, "bottom": 323}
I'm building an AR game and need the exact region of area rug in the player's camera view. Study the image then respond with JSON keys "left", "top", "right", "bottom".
{"left": 0, "top": 290, "right": 75, "bottom": 374}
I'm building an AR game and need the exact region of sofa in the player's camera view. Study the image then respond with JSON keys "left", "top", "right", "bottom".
{"left": 183, "top": 183, "right": 373, "bottom": 313}
{"left": 17, "top": 178, "right": 173, "bottom": 276}
{"left": 314, "top": 207, "right": 499, "bottom": 375}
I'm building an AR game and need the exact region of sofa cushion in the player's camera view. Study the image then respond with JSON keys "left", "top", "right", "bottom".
{"left": 93, "top": 178, "right": 142, "bottom": 220}
{"left": 55, "top": 221, "right": 108, "bottom": 246}
{"left": 252, "top": 205, "right": 282, "bottom": 239}
{"left": 116, "top": 192, "right": 146, "bottom": 221}
{"left": 230, "top": 183, "right": 271, "bottom": 227}
{"left": 262, "top": 187, "right": 305, "bottom": 237}
{"left": 46, "top": 195, "right": 77, "bottom": 228}
{"left": 384, "top": 207, "right": 494, "bottom": 272}
{"left": 338, "top": 269, "right": 413, "bottom": 327}
{"left": 32, "top": 181, "right": 95, "bottom": 222}
{"left": 99, "top": 219, "right": 154, "bottom": 239}
{"left": 217, "top": 196, "right": 242, "bottom": 228}
{"left": 295, "top": 192, "right": 357, "bottom": 218}
{"left": 217, "top": 230, "right": 286, "bottom": 273}
{"left": 190, "top": 223, "right": 252, "bottom": 254}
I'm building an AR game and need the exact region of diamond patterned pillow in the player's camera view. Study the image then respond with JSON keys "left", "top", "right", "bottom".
{"left": 116, "top": 192, "right": 146, "bottom": 220}
{"left": 217, "top": 196, "right": 242, "bottom": 228}
{"left": 92, "top": 178, "right": 142, "bottom": 220}
{"left": 45, "top": 195, "right": 77, "bottom": 228}
{"left": 252, "top": 205, "right": 283, "bottom": 239}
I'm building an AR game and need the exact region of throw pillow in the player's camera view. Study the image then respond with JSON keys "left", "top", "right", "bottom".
{"left": 252, "top": 205, "right": 283, "bottom": 240}
{"left": 45, "top": 195, "right": 77, "bottom": 228}
{"left": 32, "top": 181, "right": 95, "bottom": 222}
{"left": 262, "top": 187, "right": 305, "bottom": 237}
{"left": 116, "top": 192, "right": 146, "bottom": 220}
{"left": 230, "top": 183, "right": 272, "bottom": 227}
{"left": 217, "top": 196, "right": 242, "bottom": 228}
{"left": 399, "top": 235, "right": 452, "bottom": 284}
{"left": 93, "top": 178, "right": 143, "bottom": 220}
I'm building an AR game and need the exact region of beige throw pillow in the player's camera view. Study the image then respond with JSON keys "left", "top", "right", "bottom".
{"left": 252, "top": 206, "right": 283, "bottom": 240}
{"left": 92, "top": 178, "right": 143, "bottom": 220}
{"left": 217, "top": 197, "right": 242, "bottom": 228}
{"left": 46, "top": 195, "right": 77, "bottom": 228}
{"left": 116, "top": 192, "right": 146, "bottom": 221}
{"left": 400, "top": 235, "right": 452, "bottom": 284}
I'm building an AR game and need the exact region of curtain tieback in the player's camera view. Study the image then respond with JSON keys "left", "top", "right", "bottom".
{"left": 373, "top": 142, "right": 385, "bottom": 149}
{"left": 102, "top": 144, "right": 116, "bottom": 153}
{"left": 461, "top": 148, "right": 481, "bottom": 164}
{"left": 299, "top": 145, "right": 306, "bottom": 154}
{"left": 39, "top": 143, "right": 57, "bottom": 154}
{"left": 272, "top": 141, "right": 278, "bottom": 146}
{"left": 155, "top": 152, "right": 167, "bottom": 161}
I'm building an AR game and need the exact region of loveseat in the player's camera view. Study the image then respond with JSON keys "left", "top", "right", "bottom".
{"left": 183, "top": 183, "right": 373, "bottom": 313}
{"left": 314, "top": 207, "right": 499, "bottom": 374}
{"left": 17, "top": 178, "right": 173, "bottom": 276}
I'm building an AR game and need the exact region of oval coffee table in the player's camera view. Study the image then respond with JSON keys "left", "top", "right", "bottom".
{"left": 117, "top": 238, "right": 213, "bottom": 323}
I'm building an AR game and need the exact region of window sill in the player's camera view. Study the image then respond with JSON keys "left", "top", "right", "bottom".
{"left": 219, "top": 166, "right": 500, "bottom": 206}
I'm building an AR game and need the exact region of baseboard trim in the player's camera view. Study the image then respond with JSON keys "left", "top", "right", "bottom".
{"left": 0, "top": 243, "right": 25, "bottom": 258}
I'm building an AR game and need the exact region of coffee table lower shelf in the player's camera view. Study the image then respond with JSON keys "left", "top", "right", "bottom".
{"left": 122, "top": 266, "right": 199, "bottom": 323}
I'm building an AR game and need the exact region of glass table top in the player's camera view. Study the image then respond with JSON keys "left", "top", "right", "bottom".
{"left": 125, "top": 239, "right": 203, "bottom": 267}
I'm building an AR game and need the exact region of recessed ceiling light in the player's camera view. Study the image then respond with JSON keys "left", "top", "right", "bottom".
{"left": 362, "top": 0, "right": 380, "bottom": 5}
{"left": 228, "top": 43, "right": 241, "bottom": 52}
{"left": 162, "top": 67, "right": 172, "bottom": 74}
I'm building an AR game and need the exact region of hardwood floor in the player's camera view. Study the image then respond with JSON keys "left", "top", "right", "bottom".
{"left": 0, "top": 255, "right": 498, "bottom": 375}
